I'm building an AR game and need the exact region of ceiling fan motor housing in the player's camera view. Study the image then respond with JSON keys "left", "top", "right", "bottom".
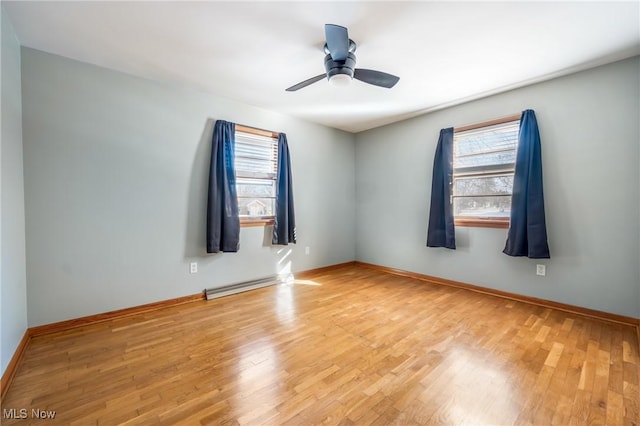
{"left": 324, "top": 52, "right": 356, "bottom": 79}
{"left": 285, "top": 28, "right": 398, "bottom": 91}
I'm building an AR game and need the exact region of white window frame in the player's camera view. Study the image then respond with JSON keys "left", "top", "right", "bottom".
{"left": 234, "top": 125, "right": 278, "bottom": 227}
{"left": 452, "top": 114, "right": 520, "bottom": 229}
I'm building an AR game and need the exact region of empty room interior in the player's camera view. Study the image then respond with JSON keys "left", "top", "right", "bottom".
{"left": 1, "top": 1, "right": 639, "bottom": 425}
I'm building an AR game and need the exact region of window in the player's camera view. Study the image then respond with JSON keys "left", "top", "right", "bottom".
{"left": 453, "top": 115, "right": 520, "bottom": 228}
{"left": 234, "top": 125, "right": 278, "bottom": 226}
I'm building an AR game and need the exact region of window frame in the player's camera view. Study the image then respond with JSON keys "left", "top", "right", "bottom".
{"left": 234, "top": 124, "right": 279, "bottom": 227}
{"left": 452, "top": 114, "right": 520, "bottom": 229}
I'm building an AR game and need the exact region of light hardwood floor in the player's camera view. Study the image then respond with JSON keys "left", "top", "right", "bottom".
{"left": 2, "top": 264, "right": 638, "bottom": 425}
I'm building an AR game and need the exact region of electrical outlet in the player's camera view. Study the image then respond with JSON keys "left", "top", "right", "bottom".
{"left": 305, "top": 246, "right": 310, "bottom": 255}
{"left": 536, "top": 264, "right": 546, "bottom": 276}
{"left": 190, "top": 262, "right": 198, "bottom": 274}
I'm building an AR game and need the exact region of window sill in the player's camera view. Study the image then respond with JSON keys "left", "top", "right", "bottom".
{"left": 240, "top": 218, "right": 274, "bottom": 228}
{"left": 455, "top": 217, "right": 509, "bottom": 229}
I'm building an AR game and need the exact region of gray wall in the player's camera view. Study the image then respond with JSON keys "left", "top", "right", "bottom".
{"left": 1, "top": 7, "right": 28, "bottom": 374}
{"left": 21, "top": 48, "right": 356, "bottom": 327}
{"left": 355, "top": 57, "right": 640, "bottom": 318}
{"left": 14, "top": 46, "right": 640, "bottom": 331}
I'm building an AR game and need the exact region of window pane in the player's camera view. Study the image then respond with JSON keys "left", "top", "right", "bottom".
{"left": 454, "top": 121, "right": 518, "bottom": 170}
{"left": 453, "top": 195, "right": 512, "bottom": 218}
{"left": 238, "top": 197, "right": 275, "bottom": 217}
{"left": 455, "top": 122, "right": 519, "bottom": 154}
{"left": 236, "top": 178, "right": 275, "bottom": 198}
{"left": 452, "top": 118, "right": 519, "bottom": 222}
{"left": 235, "top": 156, "right": 276, "bottom": 175}
{"left": 235, "top": 142, "right": 275, "bottom": 162}
{"left": 234, "top": 129, "right": 278, "bottom": 219}
{"left": 455, "top": 132, "right": 517, "bottom": 156}
{"left": 454, "top": 175, "right": 514, "bottom": 196}
{"left": 454, "top": 150, "right": 516, "bottom": 170}
{"left": 235, "top": 131, "right": 277, "bottom": 175}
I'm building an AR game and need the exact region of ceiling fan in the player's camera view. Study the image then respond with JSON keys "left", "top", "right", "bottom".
{"left": 286, "top": 24, "right": 400, "bottom": 92}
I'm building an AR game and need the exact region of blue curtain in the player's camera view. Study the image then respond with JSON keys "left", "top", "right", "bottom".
{"left": 503, "top": 110, "right": 550, "bottom": 258}
{"left": 427, "top": 128, "right": 456, "bottom": 249}
{"left": 272, "top": 133, "right": 296, "bottom": 245}
{"left": 206, "top": 120, "right": 240, "bottom": 253}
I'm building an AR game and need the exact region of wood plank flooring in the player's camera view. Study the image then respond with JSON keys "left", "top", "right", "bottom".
{"left": 2, "top": 264, "right": 638, "bottom": 425}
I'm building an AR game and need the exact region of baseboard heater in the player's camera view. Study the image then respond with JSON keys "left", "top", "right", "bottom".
{"left": 205, "top": 274, "right": 291, "bottom": 300}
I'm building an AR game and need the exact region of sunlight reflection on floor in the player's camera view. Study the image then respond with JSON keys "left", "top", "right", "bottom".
{"left": 426, "top": 347, "right": 520, "bottom": 424}
{"left": 291, "top": 279, "right": 321, "bottom": 286}
{"left": 234, "top": 338, "right": 282, "bottom": 423}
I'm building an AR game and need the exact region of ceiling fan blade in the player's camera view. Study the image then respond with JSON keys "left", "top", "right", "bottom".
{"left": 285, "top": 74, "right": 326, "bottom": 92}
{"left": 353, "top": 69, "right": 400, "bottom": 88}
{"left": 325, "top": 24, "right": 349, "bottom": 61}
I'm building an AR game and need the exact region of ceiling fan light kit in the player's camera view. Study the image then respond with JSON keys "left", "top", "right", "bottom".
{"left": 286, "top": 24, "right": 400, "bottom": 92}
{"left": 328, "top": 73, "right": 352, "bottom": 86}
{"left": 325, "top": 52, "right": 355, "bottom": 85}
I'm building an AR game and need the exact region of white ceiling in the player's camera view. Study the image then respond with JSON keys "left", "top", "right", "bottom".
{"left": 4, "top": 1, "right": 640, "bottom": 133}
